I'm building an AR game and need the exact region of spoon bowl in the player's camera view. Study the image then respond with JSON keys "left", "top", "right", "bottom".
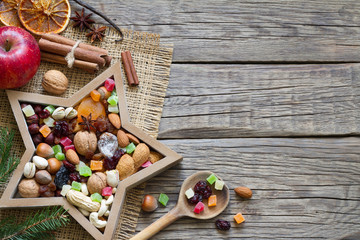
{"left": 131, "top": 171, "right": 230, "bottom": 240}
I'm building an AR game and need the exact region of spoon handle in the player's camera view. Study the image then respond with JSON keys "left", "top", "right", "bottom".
{"left": 130, "top": 206, "right": 184, "bottom": 240}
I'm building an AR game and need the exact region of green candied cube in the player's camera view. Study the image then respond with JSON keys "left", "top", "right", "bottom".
{"left": 43, "top": 117, "right": 55, "bottom": 127}
{"left": 22, "top": 105, "right": 35, "bottom": 117}
{"left": 107, "top": 95, "right": 118, "bottom": 105}
{"left": 76, "top": 161, "right": 86, "bottom": 172}
{"left": 111, "top": 90, "right": 117, "bottom": 96}
{"left": 71, "top": 181, "right": 81, "bottom": 191}
{"left": 52, "top": 145, "right": 62, "bottom": 155}
{"left": 207, "top": 173, "right": 218, "bottom": 185}
{"left": 44, "top": 105, "right": 55, "bottom": 114}
{"left": 55, "top": 152, "right": 65, "bottom": 161}
{"left": 108, "top": 104, "right": 119, "bottom": 113}
{"left": 91, "top": 193, "right": 102, "bottom": 203}
{"left": 79, "top": 165, "right": 92, "bottom": 177}
{"left": 214, "top": 179, "right": 225, "bottom": 191}
{"left": 158, "top": 193, "right": 169, "bottom": 206}
{"left": 125, "top": 142, "right": 136, "bottom": 154}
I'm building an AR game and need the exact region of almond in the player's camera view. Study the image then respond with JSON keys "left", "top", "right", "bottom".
{"left": 66, "top": 149, "right": 80, "bottom": 165}
{"left": 126, "top": 133, "right": 140, "bottom": 145}
{"left": 132, "top": 143, "right": 150, "bottom": 169}
{"left": 148, "top": 151, "right": 162, "bottom": 164}
{"left": 108, "top": 113, "right": 121, "bottom": 129}
{"left": 117, "top": 130, "right": 129, "bottom": 148}
{"left": 234, "top": 186, "right": 252, "bottom": 199}
{"left": 116, "top": 154, "right": 135, "bottom": 180}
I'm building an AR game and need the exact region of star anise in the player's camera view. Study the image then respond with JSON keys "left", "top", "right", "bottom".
{"left": 71, "top": 8, "right": 95, "bottom": 31}
{"left": 78, "top": 114, "right": 97, "bottom": 131}
{"left": 86, "top": 26, "right": 107, "bottom": 43}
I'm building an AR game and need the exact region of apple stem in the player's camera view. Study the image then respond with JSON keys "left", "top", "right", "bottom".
{"left": 5, "top": 39, "right": 11, "bottom": 52}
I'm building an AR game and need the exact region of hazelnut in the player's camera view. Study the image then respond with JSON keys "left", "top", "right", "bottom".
{"left": 74, "top": 130, "right": 97, "bottom": 156}
{"left": 36, "top": 143, "right": 54, "bottom": 158}
{"left": 47, "top": 158, "right": 62, "bottom": 174}
{"left": 42, "top": 70, "right": 68, "bottom": 95}
{"left": 18, "top": 179, "right": 40, "bottom": 198}
{"left": 141, "top": 194, "right": 158, "bottom": 212}
{"left": 87, "top": 172, "right": 107, "bottom": 195}
{"left": 35, "top": 170, "right": 52, "bottom": 185}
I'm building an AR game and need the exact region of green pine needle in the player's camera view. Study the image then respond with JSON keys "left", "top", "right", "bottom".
{"left": 0, "top": 206, "right": 69, "bottom": 240}
{"left": 0, "top": 127, "right": 20, "bottom": 183}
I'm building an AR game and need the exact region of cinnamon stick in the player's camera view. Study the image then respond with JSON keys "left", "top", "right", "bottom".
{"left": 41, "top": 51, "right": 99, "bottom": 73}
{"left": 126, "top": 51, "right": 139, "bottom": 86}
{"left": 41, "top": 33, "right": 108, "bottom": 55}
{"left": 121, "top": 51, "right": 135, "bottom": 86}
{"left": 39, "top": 38, "right": 106, "bottom": 67}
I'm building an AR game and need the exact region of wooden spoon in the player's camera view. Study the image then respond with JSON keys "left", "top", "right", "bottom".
{"left": 130, "top": 171, "right": 230, "bottom": 240}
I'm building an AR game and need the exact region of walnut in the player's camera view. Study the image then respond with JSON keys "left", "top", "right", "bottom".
{"left": 42, "top": 70, "right": 68, "bottom": 95}
{"left": 87, "top": 172, "right": 107, "bottom": 194}
{"left": 74, "top": 130, "right": 97, "bottom": 156}
{"left": 18, "top": 179, "right": 40, "bottom": 198}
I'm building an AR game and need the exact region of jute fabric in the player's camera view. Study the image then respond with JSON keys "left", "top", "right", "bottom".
{"left": 0, "top": 26, "right": 173, "bottom": 239}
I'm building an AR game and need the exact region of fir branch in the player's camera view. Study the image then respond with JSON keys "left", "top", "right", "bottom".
{"left": 0, "top": 127, "right": 20, "bottom": 183}
{"left": 0, "top": 206, "right": 69, "bottom": 240}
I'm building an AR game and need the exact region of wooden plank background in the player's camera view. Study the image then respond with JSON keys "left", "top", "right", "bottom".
{"left": 75, "top": 0, "right": 360, "bottom": 239}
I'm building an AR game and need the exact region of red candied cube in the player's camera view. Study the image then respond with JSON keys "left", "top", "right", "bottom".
{"left": 194, "top": 201, "right": 205, "bottom": 214}
{"left": 60, "top": 137, "right": 72, "bottom": 147}
{"left": 141, "top": 161, "right": 152, "bottom": 168}
{"left": 102, "top": 187, "right": 113, "bottom": 196}
{"left": 64, "top": 145, "right": 75, "bottom": 152}
{"left": 104, "top": 78, "right": 115, "bottom": 92}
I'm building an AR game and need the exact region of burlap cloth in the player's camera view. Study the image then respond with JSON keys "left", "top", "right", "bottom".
{"left": 0, "top": 26, "right": 173, "bottom": 239}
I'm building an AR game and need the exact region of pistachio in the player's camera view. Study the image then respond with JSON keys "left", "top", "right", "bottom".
{"left": 65, "top": 107, "right": 78, "bottom": 119}
{"left": 52, "top": 107, "right": 65, "bottom": 120}
{"left": 24, "top": 162, "right": 36, "bottom": 178}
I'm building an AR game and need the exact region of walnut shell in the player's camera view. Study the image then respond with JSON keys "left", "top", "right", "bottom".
{"left": 116, "top": 154, "right": 135, "bottom": 180}
{"left": 87, "top": 172, "right": 107, "bottom": 195}
{"left": 74, "top": 130, "right": 97, "bottom": 156}
{"left": 42, "top": 70, "right": 68, "bottom": 95}
{"left": 18, "top": 179, "right": 40, "bottom": 198}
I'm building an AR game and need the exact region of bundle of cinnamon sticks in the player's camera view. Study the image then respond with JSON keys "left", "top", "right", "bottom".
{"left": 39, "top": 34, "right": 112, "bottom": 73}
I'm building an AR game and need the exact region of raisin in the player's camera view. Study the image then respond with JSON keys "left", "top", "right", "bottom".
{"left": 188, "top": 193, "right": 203, "bottom": 205}
{"left": 39, "top": 109, "right": 50, "bottom": 119}
{"left": 215, "top": 219, "right": 231, "bottom": 231}
{"left": 69, "top": 172, "right": 80, "bottom": 183}
{"left": 39, "top": 185, "right": 49, "bottom": 194}
{"left": 63, "top": 160, "right": 76, "bottom": 172}
{"left": 194, "top": 181, "right": 212, "bottom": 199}
{"left": 103, "top": 148, "right": 124, "bottom": 170}
{"left": 54, "top": 166, "right": 70, "bottom": 189}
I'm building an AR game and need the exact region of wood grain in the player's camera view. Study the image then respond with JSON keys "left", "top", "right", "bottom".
{"left": 136, "top": 138, "right": 360, "bottom": 239}
{"left": 78, "top": 0, "right": 360, "bottom": 62}
{"left": 158, "top": 63, "right": 360, "bottom": 139}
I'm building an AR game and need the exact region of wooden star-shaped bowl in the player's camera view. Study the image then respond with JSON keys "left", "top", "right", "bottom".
{"left": 0, "top": 62, "right": 182, "bottom": 240}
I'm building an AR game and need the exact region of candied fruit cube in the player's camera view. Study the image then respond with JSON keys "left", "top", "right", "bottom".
{"left": 55, "top": 152, "right": 65, "bottom": 161}
{"left": 22, "top": 105, "right": 35, "bottom": 117}
{"left": 107, "top": 95, "right": 118, "bottom": 105}
{"left": 101, "top": 187, "right": 112, "bottom": 196}
{"left": 207, "top": 174, "right": 218, "bottom": 185}
{"left": 60, "top": 185, "right": 71, "bottom": 196}
{"left": 60, "top": 137, "right": 72, "bottom": 147}
{"left": 208, "top": 195, "right": 217, "bottom": 207}
{"left": 111, "top": 90, "right": 117, "bottom": 96}
{"left": 215, "top": 180, "right": 225, "bottom": 190}
{"left": 71, "top": 181, "right": 81, "bottom": 191}
{"left": 141, "top": 161, "right": 152, "bottom": 168}
{"left": 39, "top": 125, "right": 51, "bottom": 138}
{"left": 108, "top": 104, "right": 119, "bottom": 113}
{"left": 104, "top": 78, "right": 115, "bottom": 92}
{"left": 44, "top": 105, "right": 55, "bottom": 114}
{"left": 43, "top": 117, "right": 55, "bottom": 127}
{"left": 234, "top": 212, "right": 245, "bottom": 224}
{"left": 90, "top": 90, "right": 101, "bottom": 102}
{"left": 125, "top": 142, "right": 136, "bottom": 154}
{"left": 52, "top": 145, "right": 62, "bottom": 155}
{"left": 158, "top": 193, "right": 169, "bottom": 206}
{"left": 91, "top": 193, "right": 102, "bottom": 202}
{"left": 76, "top": 161, "right": 86, "bottom": 172}
{"left": 90, "top": 160, "right": 104, "bottom": 171}
{"left": 79, "top": 165, "right": 92, "bottom": 177}
{"left": 185, "top": 188, "right": 195, "bottom": 199}
{"left": 194, "top": 202, "right": 205, "bottom": 214}
{"left": 64, "top": 145, "right": 75, "bottom": 152}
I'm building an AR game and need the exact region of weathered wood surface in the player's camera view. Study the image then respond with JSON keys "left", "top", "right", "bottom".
{"left": 136, "top": 138, "right": 360, "bottom": 239}
{"left": 158, "top": 63, "right": 360, "bottom": 139}
{"left": 80, "top": 0, "right": 360, "bottom": 62}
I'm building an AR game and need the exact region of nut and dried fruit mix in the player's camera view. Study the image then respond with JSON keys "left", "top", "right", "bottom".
{"left": 18, "top": 77, "right": 163, "bottom": 230}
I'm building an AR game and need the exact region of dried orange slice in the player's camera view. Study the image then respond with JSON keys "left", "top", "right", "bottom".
{"left": 18, "top": 0, "right": 71, "bottom": 35}
{"left": 0, "top": 0, "right": 22, "bottom": 27}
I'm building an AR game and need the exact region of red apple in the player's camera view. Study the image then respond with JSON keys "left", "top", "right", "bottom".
{"left": 0, "top": 26, "right": 41, "bottom": 89}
